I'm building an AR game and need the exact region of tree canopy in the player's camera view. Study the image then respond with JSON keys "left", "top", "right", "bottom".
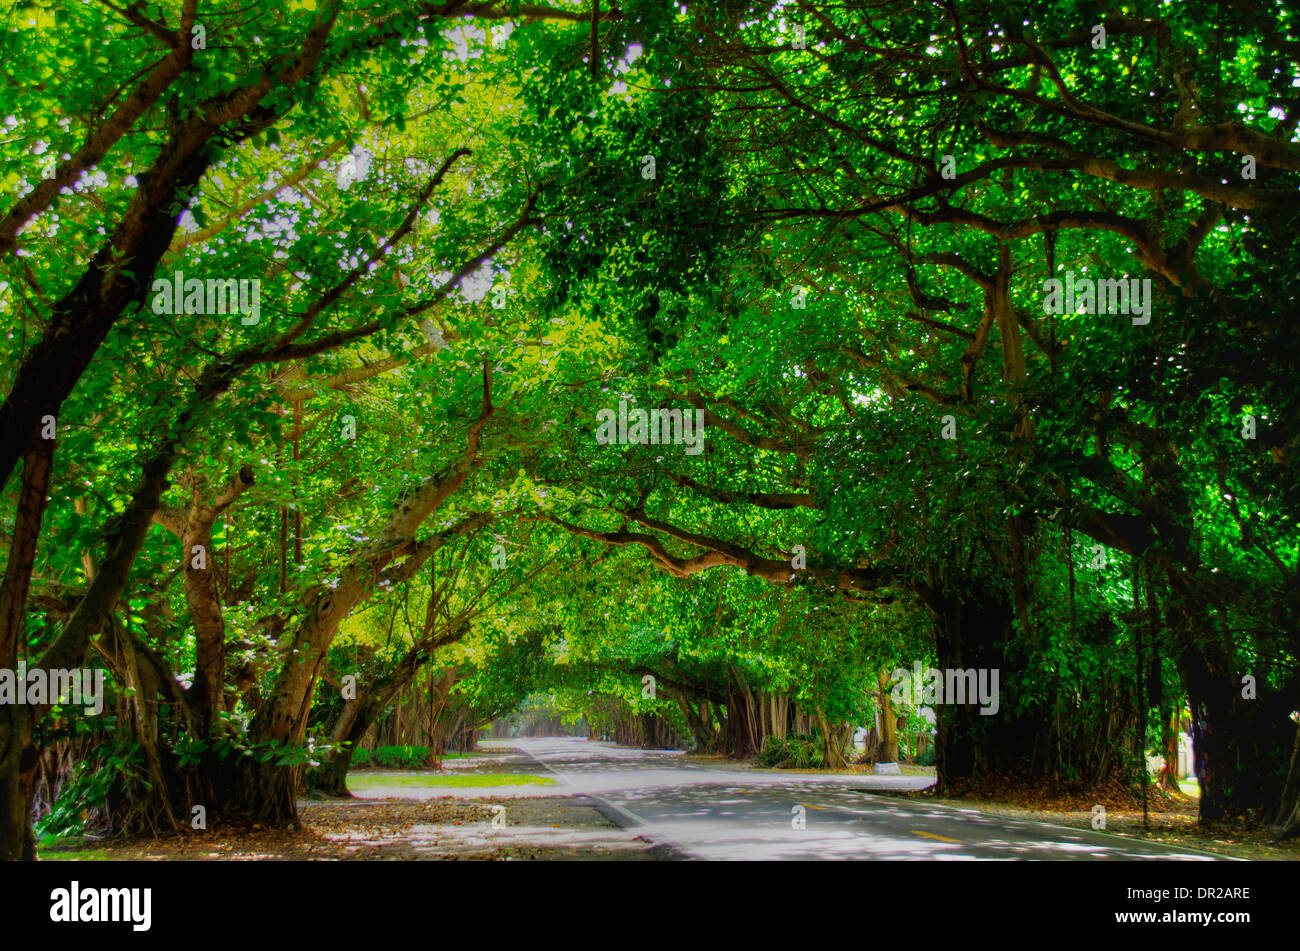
{"left": 2, "top": 0, "right": 1298, "bottom": 861}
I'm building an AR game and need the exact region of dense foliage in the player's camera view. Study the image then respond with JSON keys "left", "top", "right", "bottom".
{"left": 1, "top": 0, "right": 1298, "bottom": 860}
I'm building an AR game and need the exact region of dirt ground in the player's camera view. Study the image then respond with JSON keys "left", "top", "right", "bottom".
{"left": 42, "top": 795, "right": 676, "bottom": 861}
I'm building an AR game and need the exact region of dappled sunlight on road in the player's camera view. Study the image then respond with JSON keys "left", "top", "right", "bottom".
{"left": 497, "top": 737, "right": 1221, "bottom": 861}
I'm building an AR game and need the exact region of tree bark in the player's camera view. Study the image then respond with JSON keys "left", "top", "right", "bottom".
{"left": 156, "top": 467, "right": 254, "bottom": 737}
{"left": 1274, "top": 721, "right": 1300, "bottom": 839}
{"left": 235, "top": 387, "right": 493, "bottom": 823}
{"left": 922, "top": 579, "right": 1038, "bottom": 793}
{"left": 0, "top": 704, "right": 37, "bottom": 861}
{"left": 816, "top": 707, "right": 847, "bottom": 769}
{"left": 877, "top": 670, "right": 899, "bottom": 762}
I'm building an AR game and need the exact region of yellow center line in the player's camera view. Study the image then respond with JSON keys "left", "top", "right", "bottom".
{"left": 911, "top": 830, "right": 960, "bottom": 843}
{"left": 799, "top": 803, "right": 828, "bottom": 811}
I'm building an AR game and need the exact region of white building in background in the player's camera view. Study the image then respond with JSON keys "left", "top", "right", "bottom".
{"left": 1145, "top": 732, "right": 1196, "bottom": 780}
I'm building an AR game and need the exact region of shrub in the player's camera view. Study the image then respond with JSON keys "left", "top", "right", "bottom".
{"left": 352, "top": 745, "right": 431, "bottom": 769}
{"left": 35, "top": 741, "right": 142, "bottom": 839}
{"left": 756, "top": 733, "right": 824, "bottom": 769}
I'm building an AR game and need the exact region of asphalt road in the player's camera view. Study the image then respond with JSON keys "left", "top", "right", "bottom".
{"left": 499, "top": 736, "right": 1220, "bottom": 861}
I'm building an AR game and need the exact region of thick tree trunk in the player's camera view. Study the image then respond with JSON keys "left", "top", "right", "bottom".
{"left": 0, "top": 448, "right": 54, "bottom": 668}
{"left": 675, "top": 694, "right": 717, "bottom": 752}
{"left": 114, "top": 620, "right": 182, "bottom": 832}
{"left": 310, "top": 749, "right": 352, "bottom": 798}
{"left": 309, "top": 687, "right": 368, "bottom": 798}
{"left": 155, "top": 466, "right": 253, "bottom": 737}
{"left": 233, "top": 757, "right": 301, "bottom": 827}
{"left": 235, "top": 566, "right": 367, "bottom": 822}
{"left": 0, "top": 704, "right": 37, "bottom": 861}
{"left": 308, "top": 695, "right": 365, "bottom": 797}
{"left": 925, "top": 581, "right": 1039, "bottom": 793}
{"left": 1173, "top": 602, "right": 1292, "bottom": 823}
{"left": 770, "top": 693, "right": 787, "bottom": 741}
{"left": 722, "top": 679, "right": 761, "bottom": 758}
{"left": 877, "top": 670, "right": 899, "bottom": 762}
{"left": 308, "top": 659, "right": 434, "bottom": 797}
{"left": 0, "top": 448, "right": 52, "bottom": 860}
{"left": 314, "top": 650, "right": 463, "bottom": 795}
{"left": 1274, "top": 721, "right": 1300, "bottom": 839}
{"left": 183, "top": 518, "right": 226, "bottom": 738}
{"left": 816, "top": 708, "right": 847, "bottom": 769}
{"left": 1159, "top": 708, "right": 1180, "bottom": 791}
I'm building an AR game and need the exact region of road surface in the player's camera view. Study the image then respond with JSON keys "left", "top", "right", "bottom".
{"left": 483, "top": 736, "right": 1220, "bottom": 861}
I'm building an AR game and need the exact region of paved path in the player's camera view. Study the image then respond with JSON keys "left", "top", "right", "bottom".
{"left": 493, "top": 737, "right": 1220, "bottom": 861}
